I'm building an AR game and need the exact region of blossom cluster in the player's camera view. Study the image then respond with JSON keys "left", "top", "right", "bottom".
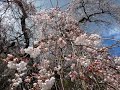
{"left": 5, "top": 54, "right": 56, "bottom": 90}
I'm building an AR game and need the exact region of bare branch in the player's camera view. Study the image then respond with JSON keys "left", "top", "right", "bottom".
{"left": 13, "top": 0, "right": 29, "bottom": 48}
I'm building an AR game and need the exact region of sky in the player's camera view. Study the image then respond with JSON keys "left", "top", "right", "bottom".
{"left": 34, "top": 0, "right": 70, "bottom": 10}
{"left": 0, "top": 0, "right": 120, "bottom": 56}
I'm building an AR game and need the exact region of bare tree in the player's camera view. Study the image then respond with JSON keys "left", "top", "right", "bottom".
{"left": 0, "top": 0, "right": 36, "bottom": 50}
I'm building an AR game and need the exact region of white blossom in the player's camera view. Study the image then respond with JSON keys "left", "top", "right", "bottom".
{"left": 57, "top": 37, "right": 67, "bottom": 48}
{"left": 114, "top": 57, "right": 120, "bottom": 64}
{"left": 30, "top": 47, "right": 41, "bottom": 58}
{"left": 15, "top": 73, "right": 20, "bottom": 78}
{"left": 54, "top": 65, "right": 61, "bottom": 71}
{"left": 24, "top": 47, "right": 41, "bottom": 58}
{"left": 33, "top": 83, "right": 37, "bottom": 87}
{"left": 89, "top": 34, "right": 101, "bottom": 46}
{"left": 41, "top": 77, "right": 55, "bottom": 90}
{"left": 13, "top": 82, "right": 19, "bottom": 87}
{"left": 71, "top": 63, "right": 75, "bottom": 69}
{"left": 7, "top": 61, "right": 16, "bottom": 69}
{"left": 39, "top": 68, "right": 47, "bottom": 75}
{"left": 74, "top": 33, "right": 89, "bottom": 45}
{"left": 16, "top": 61, "right": 27, "bottom": 72}
{"left": 89, "top": 34, "right": 101, "bottom": 41}
{"left": 38, "top": 80, "right": 42, "bottom": 87}
{"left": 81, "top": 59, "right": 91, "bottom": 67}
{"left": 12, "top": 78, "right": 22, "bottom": 87}
{"left": 24, "top": 47, "right": 34, "bottom": 55}
{"left": 34, "top": 41, "right": 39, "bottom": 45}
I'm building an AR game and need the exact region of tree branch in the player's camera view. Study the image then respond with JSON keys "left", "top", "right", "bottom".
{"left": 13, "top": 0, "right": 29, "bottom": 48}
{"left": 79, "top": 0, "right": 110, "bottom": 23}
{"left": 79, "top": 11, "right": 109, "bottom": 23}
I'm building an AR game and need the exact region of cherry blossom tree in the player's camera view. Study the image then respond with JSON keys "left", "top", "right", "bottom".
{"left": 0, "top": 0, "right": 120, "bottom": 90}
